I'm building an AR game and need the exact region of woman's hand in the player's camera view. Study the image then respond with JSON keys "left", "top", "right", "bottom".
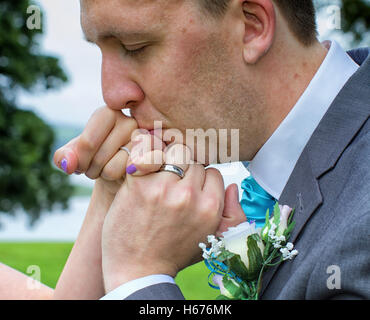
{"left": 53, "top": 106, "right": 138, "bottom": 196}
{"left": 102, "top": 142, "right": 226, "bottom": 292}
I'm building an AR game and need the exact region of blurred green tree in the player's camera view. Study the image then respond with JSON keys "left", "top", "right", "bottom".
{"left": 316, "top": 0, "right": 370, "bottom": 45}
{"left": 341, "top": 0, "right": 370, "bottom": 44}
{"left": 0, "top": 0, "right": 73, "bottom": 225}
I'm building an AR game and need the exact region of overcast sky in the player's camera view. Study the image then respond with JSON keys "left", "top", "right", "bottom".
{"left": 19, "top": 1, "right": 349, "bottom": 128}
{"left": 19, "top": 0, "right": 104, "bottom": 127}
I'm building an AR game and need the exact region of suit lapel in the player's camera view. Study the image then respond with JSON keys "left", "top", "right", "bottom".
{"left": 260, "top": 150, "right": 323, "bottom": 295}
{"left": 260, "top": 50, "right": 370, "bottom": 297}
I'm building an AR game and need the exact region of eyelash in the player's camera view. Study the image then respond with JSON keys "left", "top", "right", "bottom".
{"left": 123, "top": 45, "right": 147, "bottom": 57}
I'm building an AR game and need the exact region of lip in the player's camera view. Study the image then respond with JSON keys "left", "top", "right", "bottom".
{"left": 130, "top": 109, "right": 169, "bottom": 137}
{"left": 135, "top": 121, "right": 155, "bottom": 131}
{"left": 130, "top": 110, "right": 152, "bottom": 130}
{"left": 132, "top": 117, "right": 165, "bottom": 132}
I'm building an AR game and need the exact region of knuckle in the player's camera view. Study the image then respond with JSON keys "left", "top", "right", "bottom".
{"left": 206, "top": 167, "right": 223, "bottom": 178}
{"left": 149, "top": 182, "right": 168, "bottom": 203}
{"left": 171, "top": 186, "right": 194, "bottom": 210}
{"left": 180, "top": 185, "right": 195, "bottom": 204}
{"left": 93, "top": 106, "right": 105, "bottom": 115}
{"left": 201, "top": 194, "right": 223, "bottom": 215}
{"left": 95, "top": 106, "right": 115, "bottom": 119}
{"left": 85, "top": 170, "right": 99, "bottom": 180}
{"left": 101, "top": 164, "right": 122, "bottom": 181}
{"left": 90, "top": 154, "right": 106, "bottom": 171}
{"left": 77, "top": 134, "right": 95, "bottom": 153}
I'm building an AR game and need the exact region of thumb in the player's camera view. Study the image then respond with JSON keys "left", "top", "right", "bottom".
{"left": 53, "top": 137, "right": 80, "bottom": 175}
{"left": 216, "top": 184, "right": 247, "bottom": 237}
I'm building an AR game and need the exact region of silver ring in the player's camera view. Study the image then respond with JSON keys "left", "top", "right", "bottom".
{"left": 159, "top": 164, "right": 185, "bottom": 179}
{"left": 120, "top": 146, "right": 131, "bottom": 156}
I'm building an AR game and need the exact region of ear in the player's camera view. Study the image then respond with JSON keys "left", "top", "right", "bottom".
{"left": 241, "top": 0, "right": 276, "bottom": 64}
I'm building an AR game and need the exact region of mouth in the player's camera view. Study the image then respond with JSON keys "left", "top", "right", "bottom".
{"left": 134, "top": 119, "right": 163, "bottom": 136}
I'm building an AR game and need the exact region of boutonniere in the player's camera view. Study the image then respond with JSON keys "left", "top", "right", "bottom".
{"left": 199, "top": 203, "right": 297, "bottom": 300}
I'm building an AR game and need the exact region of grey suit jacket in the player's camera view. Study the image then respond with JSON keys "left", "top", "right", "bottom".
{"left": 125, "top": 47, "right": 370, "bottom": 300}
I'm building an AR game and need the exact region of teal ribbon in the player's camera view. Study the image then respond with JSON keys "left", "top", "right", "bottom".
{"left": 240, "top": 176, "right": 276, "bottom": 228}
{"left": 205, "top": 175, "right": 276, "bottom": 290}
{"left": 205, "top": 256, "right": 242, "bottom": 290}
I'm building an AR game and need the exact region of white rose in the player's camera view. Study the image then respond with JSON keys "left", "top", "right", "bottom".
{"left": 221, "top": 222, "right": 264, "bottom": 269}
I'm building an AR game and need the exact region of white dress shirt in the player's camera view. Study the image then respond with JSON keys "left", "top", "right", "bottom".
{"left": 101, "top": 40, "right": 359, "bottom": 300}
{"left": 248, "top": 40, "right": 359, "bottom": 200}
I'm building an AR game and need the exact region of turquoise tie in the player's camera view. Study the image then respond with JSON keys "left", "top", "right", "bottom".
{"left": 240, "top": 176, "right": 276, "bottom": 228}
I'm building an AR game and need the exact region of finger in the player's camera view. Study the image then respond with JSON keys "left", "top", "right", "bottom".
{"left": 155, "top": 144, "right": 192, "bottom": 182}
{"left": 164, "top": 143, "right": 192, "bottom": 168}
{"left": 179, "top": 163, "right": 205, "bottom": 189}
{"left": 126, "top": 133, "right": 166, "bottom": 175}
{"left": 126, "top": 150, "right": 165, "bottom": 177}
{"left": 162, "top": 128, "right": 186, "bottom": 146}
{"left": 100, "top": 143, "right": 132, "bottom": 181}
{"left": 130, "top": 133, "right": 165, "bottom": 160}
{"left": 75, "top": 107, "right": 122, "bottom": 173}
{"left": 200, "top": 168, "right": 225, "bottom": 218}
{"left": 53, "top": 137, "right": 80, "bottom": 175}
{"left": 216, "top": 184, "right": 247, "bottom": 237}
{"left": 85, "top": 116, "right": 137, "bottom": 179}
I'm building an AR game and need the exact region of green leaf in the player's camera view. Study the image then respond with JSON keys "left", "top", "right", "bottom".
{"left": 288, "top": 208, "right": 296, "bottom": 225}
{"left": 273, "top": 202, "right": 281, "bottom": 227}
{"left": 223, "top": 277, "right": 243, "bottom": 299}
{"left": 261, "top": 209, "right": 271, "bottom": 243}
{"left": 265, "top": 208, "right": 270, "bottom": 225}
{"left": 283, "top": 220, "right": 296, "bottom": 240}
{"left": 263, "top": 240, "right": 272, "bottom": 260}
{"left": 226, "top": 255, "right": 250, "bottom": 280}
{"left": 262, "top": 208, "right": 271, "bottom": 230}
{"left": 250, "top": 233, "right": 261, "bottom": 243}
{"left": 217, "top": 249, "right": 236, "bottom": 262}
{"left": 246, "top": 236, "right": 264, "bottom": 280}
{"left": 240, "top": 281, "right": 251, "bottom": 296}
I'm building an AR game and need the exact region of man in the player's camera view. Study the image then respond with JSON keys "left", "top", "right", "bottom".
{"left": 54, "top": 0, "right": 369, "bottom": 300}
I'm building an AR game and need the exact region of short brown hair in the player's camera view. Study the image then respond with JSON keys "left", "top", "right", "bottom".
{"left": 197, "top": 0, "right": 317, "bottom": 46}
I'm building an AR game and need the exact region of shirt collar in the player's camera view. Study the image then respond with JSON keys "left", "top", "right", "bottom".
{"left": 246, "top": 40, "right": 359, "bottom": 200}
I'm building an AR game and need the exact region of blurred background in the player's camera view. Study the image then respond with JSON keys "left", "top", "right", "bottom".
{"left": 0, "top": 0, "right": 369, "bottom": 299}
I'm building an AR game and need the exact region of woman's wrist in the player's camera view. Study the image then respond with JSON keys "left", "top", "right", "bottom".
{"left": 92, "top": 179, "right": 117, "bottom": 209}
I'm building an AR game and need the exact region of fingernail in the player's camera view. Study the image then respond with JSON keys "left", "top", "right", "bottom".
{"left": 61, "top": 158, "right": 68, "bottom": 173}
{"left": 126, "top": 164, "right": 137, "bottom": 175}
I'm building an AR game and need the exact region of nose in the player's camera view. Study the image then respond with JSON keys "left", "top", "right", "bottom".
{"left": 101, "top": 51, "right": 145, "bottom": 110}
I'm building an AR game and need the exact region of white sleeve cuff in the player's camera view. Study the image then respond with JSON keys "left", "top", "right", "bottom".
{"left": 100, "top": 274, "right": 176, "bottom": 300}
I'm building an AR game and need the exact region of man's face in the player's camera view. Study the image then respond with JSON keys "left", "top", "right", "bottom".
{"left": 81, "top": 0, "right": 259, "bottom": 163}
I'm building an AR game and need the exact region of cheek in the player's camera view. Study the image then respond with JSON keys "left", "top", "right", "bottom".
{"left": 145, "top": 38, "right": 209, "bottom": 120}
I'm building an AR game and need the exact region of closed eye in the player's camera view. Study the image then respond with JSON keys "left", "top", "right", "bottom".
{"left": 122, "top": 44, "right": 148, "bottom": 57}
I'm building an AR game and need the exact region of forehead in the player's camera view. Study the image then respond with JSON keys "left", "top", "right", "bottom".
{"left": 80, "top": 0, "right": 186, "bottom": 41}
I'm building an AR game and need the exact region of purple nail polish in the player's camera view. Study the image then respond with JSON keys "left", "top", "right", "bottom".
{"left": 126, "top": 164, "right": 137, "bottom": 175}
{"left": 61, "top": 158, "right": 68, "bottom": 173}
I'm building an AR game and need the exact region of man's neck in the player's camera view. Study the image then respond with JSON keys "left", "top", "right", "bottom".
{"left": 257, "top": 41, "right": 329, "bottom": 153}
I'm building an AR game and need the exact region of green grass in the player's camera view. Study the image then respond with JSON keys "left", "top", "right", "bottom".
{"left": 0, "top": 242, "right": 73, "bottom": 289}
{"left": 0, "top": 242, "right": 218, "bottom": 300}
